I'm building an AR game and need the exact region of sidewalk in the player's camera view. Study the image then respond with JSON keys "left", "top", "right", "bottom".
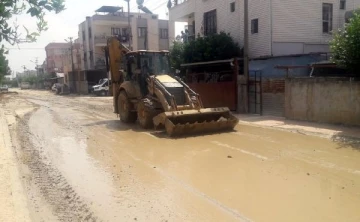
{"left": 0, "top": 108, "right": 31, "bottom": 222}
{"left": 234, "top": 114, "right": 360, "bottom": 140}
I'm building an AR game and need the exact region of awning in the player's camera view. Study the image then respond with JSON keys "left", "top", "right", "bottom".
{"left": 181, "top": 58, "right": 243, "bottom": 67}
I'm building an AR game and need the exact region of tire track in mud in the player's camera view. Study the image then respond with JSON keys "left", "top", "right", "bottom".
{"left": 17, "top": 111, "right": 100, "bottom": 222}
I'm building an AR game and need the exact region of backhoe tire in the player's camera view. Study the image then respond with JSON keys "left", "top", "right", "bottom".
{"left": 118, "top": 91, "right": 137, "bottom": 123}
{"left": 137, "top": 99, "right": 155, "bottom": 129}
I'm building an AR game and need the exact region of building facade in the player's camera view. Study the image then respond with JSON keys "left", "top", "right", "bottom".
{"left": 63, "top": 42, "right": 81, "bottom": 85}
{"left": 79, "top": 6, "right": 170, "bottom": 71}
{"left": 169, "top": 0, "right": 360, "bottom": 58}
{"left": 45, "top": 43, "right": 72, "bottom": 73}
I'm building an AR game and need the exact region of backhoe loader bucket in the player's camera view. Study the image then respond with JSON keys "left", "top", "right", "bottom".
{"left": 153, "top": 107, "right": 239, "bottom": 137}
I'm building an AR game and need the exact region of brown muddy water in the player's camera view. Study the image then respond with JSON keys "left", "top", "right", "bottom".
{"left": 1, "top": 90, "right": 360, "bottom": 222}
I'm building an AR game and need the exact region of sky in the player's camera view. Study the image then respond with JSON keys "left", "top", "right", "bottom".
{"left": 5, "top": 0, "right": 179, "bottom": 75}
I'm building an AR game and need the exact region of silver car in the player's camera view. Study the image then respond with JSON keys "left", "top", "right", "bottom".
{"left": 0, "top": 85, "right": 9, "bottom": 92}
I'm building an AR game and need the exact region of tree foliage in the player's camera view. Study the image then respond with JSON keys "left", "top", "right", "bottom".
{"left": 0, "top": 47, "right": 11, "bottom": 83}
{"left": 169, "top": 32, "right": 242, "bottom": 70}
{"left": 169, "top": 41, "right": 184, "bottom": 71}
{"left": 0, "top": 0, "right": 65, "bottom": 44}
{"left": 330, "top": 10, "right": 360, "bottom": 74}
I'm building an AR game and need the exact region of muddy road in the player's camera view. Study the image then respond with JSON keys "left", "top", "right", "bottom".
{"left": 1, "top": 90, "right": 360, "bottom": 222}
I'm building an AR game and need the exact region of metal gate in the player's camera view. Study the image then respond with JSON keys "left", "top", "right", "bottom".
{"left": 248, "top": 70, "right": 262, "bottom": 115}
{"left": 187, "top": 71, "right": 237, "bottom": 111}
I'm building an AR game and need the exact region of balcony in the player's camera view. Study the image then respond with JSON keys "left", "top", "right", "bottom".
{"left": 94, "top": 56, "right": 106, "bottom": 70}
{"left": 169, "top": 0, "right": 195, "bottom": 22}
{"left": 94, "top": 34, "right": 112, "bottom": 46}
{"left": 94, "top": 34, "right": 129, "bottom": 46}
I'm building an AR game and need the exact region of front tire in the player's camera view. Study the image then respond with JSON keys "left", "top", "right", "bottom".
{"left": 118, "top": 91, "right": 137, "bottom": 123}
{"left": 137, "top": 99, "right": 155, "bottom": 129}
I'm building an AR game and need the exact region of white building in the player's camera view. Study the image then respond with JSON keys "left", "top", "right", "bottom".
{"left": 169, "top": 0, "right": 360, "bottom": 58}
{"left": 79, "top": 6, "right": 170, "bottom": 71}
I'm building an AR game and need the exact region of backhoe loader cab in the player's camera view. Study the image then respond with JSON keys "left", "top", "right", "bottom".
{"left": 107, "top": 37, "right": 238, "bottom": 137}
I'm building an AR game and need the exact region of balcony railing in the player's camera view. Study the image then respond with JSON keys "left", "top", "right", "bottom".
{"left": 94, "top": 34, "right": 112, "bottom": 45}
{"left": 95, "top": 57, "right": 106, "bottom": 70}
{"left": 169, "top": 0, "right": 189, "bottom": 8}
{"left": 94, "top": 34, "right": 129, "bottom": 45}
{"left": 92, "top": 13, "right": 128, "bottom": 23}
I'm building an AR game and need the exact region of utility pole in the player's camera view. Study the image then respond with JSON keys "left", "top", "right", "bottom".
{"left": 125, "top": 0, "right": 132, "bottom": 49}
{"left": 66, "top": 37, "right": 77, "bottom": 93}
{"left": 243, "top": 0, "right": 249, "bottom": 113}
{"left": 30, "top": 57, "right": 39, "bottom": 76}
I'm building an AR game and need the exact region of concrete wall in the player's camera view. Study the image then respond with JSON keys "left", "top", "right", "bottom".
{"left": 285, "top": 78, "right": 360, "bottom": 126}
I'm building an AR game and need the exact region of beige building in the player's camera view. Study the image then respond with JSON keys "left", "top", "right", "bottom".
{"left": 45, "top": 43, "right": 71, "bottom": 73}
{"left": 79, "top": 6, "right": 170, "bottom": 71}
{"left": 169, "top": 0, "right": 360, "bottom": 58}
{"left": 63, "top": 41, "right": 81, "bottom": 86}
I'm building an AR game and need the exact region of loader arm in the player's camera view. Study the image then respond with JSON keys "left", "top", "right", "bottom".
{"left": 106, "top": 37, "right": 131, "bottom": 114}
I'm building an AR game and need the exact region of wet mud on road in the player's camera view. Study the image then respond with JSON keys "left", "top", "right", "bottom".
{"left": 2, "top": 90, "right": 360, "bottom": 222}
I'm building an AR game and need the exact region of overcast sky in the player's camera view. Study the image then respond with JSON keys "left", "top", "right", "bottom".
{"left": 6, "top": 0, "right": 177, "bottom": 74}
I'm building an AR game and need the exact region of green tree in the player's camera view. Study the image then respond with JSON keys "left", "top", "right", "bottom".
{"left": 169, "top": 41, "right": 184, "bottom": 71}
{"left": 0, "top": 0, "right": 65, "bottom": 44}
{"left": 169, "top": 32, "right": 242, "bottom": 71}
{"left": 330, "top": 10, "right": 360, "bottom": 74}
{"left": 182, "top": 32, "right": 242, "bottom": 63}
{"left": 0, "top": 47, "right": 11, "bottom": 83}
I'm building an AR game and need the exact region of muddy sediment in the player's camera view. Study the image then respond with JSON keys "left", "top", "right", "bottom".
{"left": 1, "top": 90, "right": 360, "bottom": 222}
{"left": 16, "top": 111, "right": 99, "bottom": 222}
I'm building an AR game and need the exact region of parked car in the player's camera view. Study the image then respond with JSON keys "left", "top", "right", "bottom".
{"left": 20, "top": 82, "right": 30, "bottom": 90}
{"left": 51, "top": 83, "right": 62, "bottom": 94}
{"left": 0, "top": 85, "right": 9, "bottom": 92}
{"left": 91, "top": 78, "right": 110, "bottom": 96}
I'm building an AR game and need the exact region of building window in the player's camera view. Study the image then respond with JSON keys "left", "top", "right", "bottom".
{"left": 82, "top": 30, "right": 85, "bottom": 40}
{"left": 340, "top": 0, "right": 346, "bottom": 9}
{"left": 160, "top": 28, "right": 168, "bottom": 39}
{"left": 138, "top": 27, "right": 147, "bottom": 38}
{"left": 122, "top": 28, "right": 129, "bottom": 36}
{"left": 251, "top": 19, "right": 259, "bottom": 34}
{"left": 323, "top": 3, "right": 333, "bottom": 33}
{"left": 111, "top": 28, "right": 121, "bottom": 35}
{"left": 204, "top": 9, "right": 217, "bottom": 36}
{"left": 88, "top": 27, "right": 92, "bottom": 38}
{"left": 230, "top": 2, "right": 235, "bottom": 12}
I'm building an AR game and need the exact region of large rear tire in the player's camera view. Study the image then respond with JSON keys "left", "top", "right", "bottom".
{"left": 137, "top": 99, "right": 155, "bottom": 129}
{"left": 118, "top": 91, "right": 137, "bottom": 123}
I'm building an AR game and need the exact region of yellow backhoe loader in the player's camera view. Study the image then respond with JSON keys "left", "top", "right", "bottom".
{"left": 105, "top": 36, "right": 238, "bottom": 137}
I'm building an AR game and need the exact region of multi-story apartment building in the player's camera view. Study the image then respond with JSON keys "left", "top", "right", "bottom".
{"left": 169, "top": 0, "right": 360, "bottom": 58}
{"left": 79, "top": 6, "right": 170, "bottom": 71}
{"left": 45, "top": 43, "right": 71, "bottom": 73}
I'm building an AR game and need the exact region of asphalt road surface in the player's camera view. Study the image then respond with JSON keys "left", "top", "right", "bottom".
{"left": 1, "top": 90, "right": 360, "bottom": 222}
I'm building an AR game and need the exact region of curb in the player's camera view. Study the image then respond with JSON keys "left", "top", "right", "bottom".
{"left": 238, "top": 120, "right": 360, "bottom": 141}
